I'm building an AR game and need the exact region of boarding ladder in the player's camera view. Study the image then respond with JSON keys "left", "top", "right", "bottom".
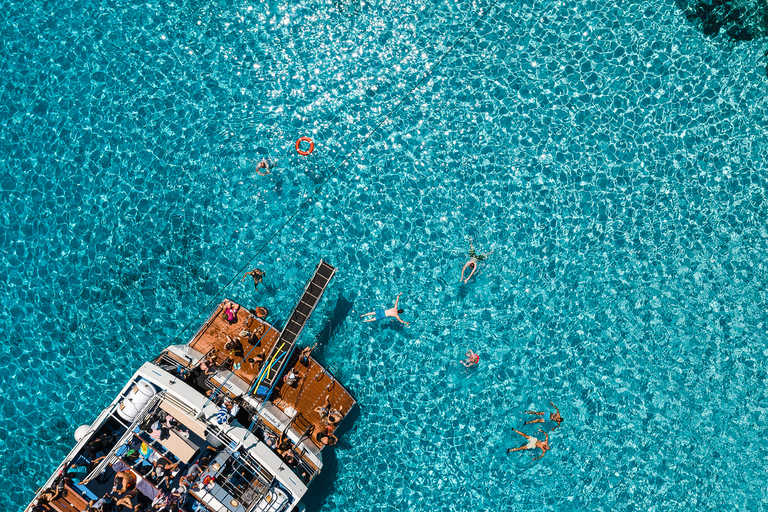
{"left": 251, "top": 260, "right": 336, "bottom": 398}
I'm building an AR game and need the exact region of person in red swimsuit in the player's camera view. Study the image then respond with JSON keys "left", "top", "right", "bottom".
{"left": 462, "top": 350, "right": 480, "bottom": 367}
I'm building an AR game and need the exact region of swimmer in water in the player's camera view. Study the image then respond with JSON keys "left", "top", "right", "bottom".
{"left": 255, "top": 158, "right": 272, "bottom": 176}
{"left": 506, "top": 428, "right": 549, "bottom": 460}
{"left": 523, "top": 402, "right": 564, "bottom": 431}
{"left": 242, "top": 268, "right": 265, "bottom": 290}
{"left": 462, "top": 350, "right": 480, "bottom": 367}
{"left": 460, "top": 239, "right": 493, "bottom": 284}
{"left": 361, "top": 293, "right": 409, "bottom": 325}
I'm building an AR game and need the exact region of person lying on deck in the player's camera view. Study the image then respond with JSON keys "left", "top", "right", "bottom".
{"left": 360, "top": 293, "right": 410, "bottom": 326}
{"left": 299, "top": 342, "right": 318, "bottom": 365}
{"left": 111, "top": 469, "right": 136, "bottom": 495}
{"left": 114, "top": 488, "right": 139, "bottom": 510}
{"left": 314, "top": 395, "right": 332, "bottom": 420}
{"left": 222, "top": 300, "right": 240, "bottom": 324}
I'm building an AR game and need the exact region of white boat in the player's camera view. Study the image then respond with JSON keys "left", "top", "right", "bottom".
{"left": 27, "top": 260, "right": 355, "bottom": 512}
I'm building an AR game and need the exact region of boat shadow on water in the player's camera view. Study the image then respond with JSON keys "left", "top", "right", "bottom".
{"left": 301, "top": 405, "right": 362, "bottom": 512}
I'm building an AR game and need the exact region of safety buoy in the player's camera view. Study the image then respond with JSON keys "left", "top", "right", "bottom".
{"left": 295, "top": 136, "right": 314, "bottom": 156}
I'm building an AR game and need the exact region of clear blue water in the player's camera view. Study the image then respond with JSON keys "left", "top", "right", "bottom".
{"left": 2, "top": 0, "right": 768, "bottom": 510}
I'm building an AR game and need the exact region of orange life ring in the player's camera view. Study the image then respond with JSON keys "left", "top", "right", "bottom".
{"left": 295, "top": 137, "right": 314, "bottom": 156}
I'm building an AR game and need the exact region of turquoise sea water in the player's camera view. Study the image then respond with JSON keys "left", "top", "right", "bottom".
{"left": 2, "top": 0, "right": 768, "bottom": 510}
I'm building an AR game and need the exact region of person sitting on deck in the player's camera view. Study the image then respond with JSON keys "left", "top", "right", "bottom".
{"left": 185, "top": 457, "right": 209, "bottom": 483}
{"left": 299, "top": 342, "right": 318, "bottom": 365}
{"left": 264, "top": 431, "right": 278, "bottom": 448}
{"left": 222, "top": 300, "right": 240, "bottom": 324}
{"left": 326, "top": 410, "right": 343, "bottom": 425}
{"left": 314, "top": 395, "right": 332, "bottom": 421}
{"left": 315, "top": 431, "right": 337, "bottom": 446}
{"left": 148, "top": 458, "right": 178, "bottom": 490}
{"left": 224, "top": 335, "right": 244, "bottom": 358}
{"left": 33, "top": 481, "right": 66, "bottom": 511}
{"left": 284, "top": 450, "right": 299, "bottom": 467}
{"left": 193, "top": 356, "right": 219, "bottom": 390}
{"left": 283, "top": 368, "right": 303, "bottom": 387}
{"left": 360, "top": 293, "right": 410, "bottom": 326}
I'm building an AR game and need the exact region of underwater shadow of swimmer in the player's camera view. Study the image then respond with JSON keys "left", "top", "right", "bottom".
{"left": 255, "top": 283, "right": 278, "bottom": 298}
{"left": 314, "top": 294, "right": 355, "bottom": 349}
{"left": 457, "top": 282, "right": 471, "bottom": 301}
{"left": 301, "top": 406, "right": 361, "bottom": 512}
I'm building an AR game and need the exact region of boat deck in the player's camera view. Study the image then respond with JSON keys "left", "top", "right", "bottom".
{"left": 183, "top": 300, "right": 356, "bottom": 447}
{"left": 271, "top": 352, "right": 356, "bottom": 440}
{"left": 187, "top": 302, "right": 280, "bottom": 385}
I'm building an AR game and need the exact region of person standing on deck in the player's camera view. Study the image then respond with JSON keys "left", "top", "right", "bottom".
{"left": 360, "top": 293, "right": 409, "bottom": 325}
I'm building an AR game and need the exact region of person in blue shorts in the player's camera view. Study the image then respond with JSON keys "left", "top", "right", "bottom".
{"left": 360, "top": 293, "right": 409, "bottom": 325}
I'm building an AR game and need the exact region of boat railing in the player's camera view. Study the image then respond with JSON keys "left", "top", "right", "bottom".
{"left": 83, "top": 389, "right": 166, "bottom": 485}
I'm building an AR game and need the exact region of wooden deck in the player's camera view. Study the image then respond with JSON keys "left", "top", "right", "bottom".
{"left": 187, "top": 301, "right": 280, "bottom": 386}
{"left": 185, "top": 300, "right": 356, "bottom": 447}
{"left": 271, "top": 353, "right": 356, "bottom": 445}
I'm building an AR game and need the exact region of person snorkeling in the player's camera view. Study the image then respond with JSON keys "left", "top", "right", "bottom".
{"left": 460, "top": 239, "right": 493, "bottom": 283}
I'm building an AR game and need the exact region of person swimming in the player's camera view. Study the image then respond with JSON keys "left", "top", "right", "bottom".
{"left": 506, "top": 428, "right": 550, "bottom": 460}
{"left": 242, "top": 268, "right": 265, "bottom": 290}
{"left": 360, "top": 293, "right": 409, "bottom": 325}
{"left": 523, "top": 402, "right": 564, "bottom": 431}
{"left": 462, "top": 350, "right": 480, "bottom": 367}
{"left": 255, "top": 158, "right": 272, "bottom": 176}
{"left": 460, "top": 239, "right": 493, "bottom": 284}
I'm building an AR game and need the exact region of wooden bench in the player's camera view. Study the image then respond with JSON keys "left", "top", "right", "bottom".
{"left": 48, "top": 484, "right": 89, "bottom": 512}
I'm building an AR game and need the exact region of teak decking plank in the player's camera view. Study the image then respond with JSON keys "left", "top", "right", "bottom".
{"left": 188, "top": 303, "right": 281, "bottom": 387}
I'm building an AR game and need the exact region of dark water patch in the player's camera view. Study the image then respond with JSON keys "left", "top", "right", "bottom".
{"left": 676, "top": 0, "right": 768, "bottom": 41}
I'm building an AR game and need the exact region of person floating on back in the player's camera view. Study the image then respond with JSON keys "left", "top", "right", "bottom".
{"left": 460, "top": 239, "right": 493, "bottom": 284}
{"left": 360, "top": 293, "right": 410, "bottom": 326}
{"left": 523, "top": 401, "right": 564, "bottom": 431}
{"left": 242, "top": 268, "right": 265, "bottom": 291}
{"left": 507, "top": 428, "right": 550, "bottom": 460}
